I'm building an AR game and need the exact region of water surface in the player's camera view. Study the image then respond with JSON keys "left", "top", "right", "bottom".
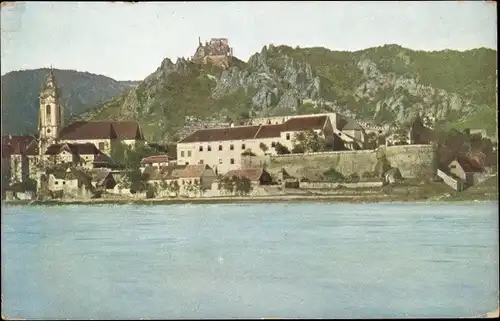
{"left": 1, "top": 202, "right": 498, "bottom": 319}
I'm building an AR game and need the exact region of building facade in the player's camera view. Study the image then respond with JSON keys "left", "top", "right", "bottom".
{"left": 176, "top": 115, "right": 334, "bottom": 174}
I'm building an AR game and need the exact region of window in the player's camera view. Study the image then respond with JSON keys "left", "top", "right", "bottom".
{"left": 286, "top": 133, "right": 290, "bottom": 140}
{"left": 185, "top": 162, "right": 189, "bottom": 165}
{"left": 271, "top": 142, "right": 276, "bottom": 147}
{"left": 230, "top": 158, "right": 234, "bottom": 164}
{"left": 230, "top": 144, "right": 234, "bottom": 150}
{"left": 47, "top": 128, "right": 51, "bottom": 134}
{"left": 188, "top": 151, "right": 192, "bottom": 157}
{"left": 181, "top": 151, "right": 185, "bottom": 157}
{"left": 199, "top": 160, "right": 204, "bottom": 164}
{"left": 46, "top": 105, "right": 51, "bottom": 118}
{"left": 208, "top": 145, "right": 212, "bottom": 151}
{"left": 63, "top": 181, "right": 66, "bottom": 185}
{"left": 98, "top": 142, "right": 105, "bottom": 150}
{"left": 199, "top": 146, "right": 203, "bottom": 152}
{"left": 219, "top": 145, "right": 223, "bottom": 151}
{"left": 219, "top": 158, "right": 223, "bottom": 164}
{"left": 450, "top": 165, "right": 456, "bottom": 169}
{"left": 241, "top": 143, "right": 246, "bottom": 150}
{"left": 55, "top": 181, "right": 59, "bottom": 185}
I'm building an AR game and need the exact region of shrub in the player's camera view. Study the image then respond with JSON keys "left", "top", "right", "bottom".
{"left": 347, "top": 173, "right": 360, "bottom": 183}
{"left": 275, "top": 142, "right": 291, "bottom": 155}
{"left": 323, "top": 167, "right": 344, "bottom": 182}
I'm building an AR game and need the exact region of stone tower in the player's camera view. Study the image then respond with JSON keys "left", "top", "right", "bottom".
{"left": 38, "top": 69, "right": 63, "bottom": 155}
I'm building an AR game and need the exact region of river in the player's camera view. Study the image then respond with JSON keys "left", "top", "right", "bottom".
{"left": 1, "top": 202, "right": 498, "bottom": 319}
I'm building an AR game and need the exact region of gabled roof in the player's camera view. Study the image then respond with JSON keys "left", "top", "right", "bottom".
{"left": 280, "top": 116, "right": 328, "bottom": 132}
{"left": 89, "top": 169, "right": 113, "bottom": 183}
{"left": 340, "top": 118, "right": 363, "bottom": 131}
{"left": 45, "top": 143, "right": 101, "bottom": 156}
{"left": 58, "top": 121, "right": 144, "bottom": 140}
{"left": 178, "top": 125, "right": 261, "bottom": 143}
{"left": 455, "top": 154, "right": 484, "bottom": 173}
{"left": 224, "top": 168, "right": 265, "bottom": 181}
{"left": 178, "top": 115, "right": 330, "bottom": 144}
{"left": 2, "top": 135, "right": 39, "bottom": 155}
{"left": 179, "top": 164, "right": 212, "bottom": 178}
{"left": 140, "top": 155, "right": 170, "bottom": 165}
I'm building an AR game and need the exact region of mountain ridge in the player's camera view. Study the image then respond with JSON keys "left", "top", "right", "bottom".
{"left": 1, "top": 68, "right": 140, "bottom": 135}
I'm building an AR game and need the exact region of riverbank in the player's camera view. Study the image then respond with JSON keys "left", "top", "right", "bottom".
{"left": 2, "top": 192, "right": 497, "bottom": 207}
{"left": 3, "top": 178, "right": 497, "bottom": 207}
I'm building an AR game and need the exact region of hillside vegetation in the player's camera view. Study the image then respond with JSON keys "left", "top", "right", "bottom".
{"left": 34, "top": 45, "right": 500, "bottom": 141}
{"left": 1, "top": 69, "right": 139, "bottom": 135}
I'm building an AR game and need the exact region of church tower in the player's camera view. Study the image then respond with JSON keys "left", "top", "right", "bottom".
{"left": 38, "top": 69, "right": 63, "bottom": 155}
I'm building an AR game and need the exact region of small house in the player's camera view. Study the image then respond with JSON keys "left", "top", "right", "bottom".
{"left": 140, "top": 155, "right": 171, "bottom": 172}
{"left": 448, "top": 154, "right": 485, "bottom": 186}
{"left": 223, "top": 168, "right": 273, "bottom": 186}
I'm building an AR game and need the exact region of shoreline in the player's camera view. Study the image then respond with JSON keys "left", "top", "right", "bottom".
{"left": 2, "top": 194, "right": 498, "bottom": 207}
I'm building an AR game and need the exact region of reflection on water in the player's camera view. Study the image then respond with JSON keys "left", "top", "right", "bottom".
{"left": 1, "top": 202, "right": 498, "bottom": 319}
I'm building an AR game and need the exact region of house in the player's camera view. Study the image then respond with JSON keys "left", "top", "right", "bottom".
{"left": 223, "top": 168, "right": 273, "bottom": 186}
{"left": 140, "top": 155, "right": 171, "bottom": 172}
{"left": 176, "top": 115, "right": 334, "bottom": 174}
{"left": 90, "top": 169, "right": 116, "bottom": 190}
{"left": 57, "top": 120, "right": 145, "bottom": 156}
{"left": 447, "top": 154, "right": 485, "bottom": 186}
{"left": 249, "top": 112, "right": 366, "bottom": 150}
{"left": 144, "top": 164, "right": 217, "bottom": 197}
{"left": 43, "top": 143, "right": 103, "bottom": 169}
{"left": 1, "top": 135, "right": 40, "bottom": 182}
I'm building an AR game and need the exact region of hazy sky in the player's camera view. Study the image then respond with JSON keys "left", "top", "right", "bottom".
{"left": 1, "top": 1, "right": 497, "bottom": 81}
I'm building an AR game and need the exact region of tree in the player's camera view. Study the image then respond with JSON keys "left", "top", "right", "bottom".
{"left": 169, "top": 180, "right": 180, "bottom": 197}
{"left": 292, "top": 130, "right": 328, "bottom": 153}
{"left": 234, "top": 176, "right": 253, "bottom": 196}
{"left": 241, "top": 149, "right": 257, "bottom": 156}
{"left": 221, "top": 176, "right": 235, "bottom": 195}
{"left": 323, "top": 167, "right": 345, "bottom": 182}
{"left": 274, "top": 142, "right": 291, "bottom": 155}
{"left": 259, "top": 142, "right": 268, "bottom": 153}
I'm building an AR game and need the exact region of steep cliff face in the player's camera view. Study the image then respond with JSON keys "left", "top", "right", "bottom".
{"left": 77, "top": 44, "right": 497, "bottom": 142}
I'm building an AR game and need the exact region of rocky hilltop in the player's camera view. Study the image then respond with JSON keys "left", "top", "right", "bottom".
{"left": 76, "top": 44, "right": 497, "bottom": 142}
{"left": 1, "top": 69, "right": 140, "bottom": 135}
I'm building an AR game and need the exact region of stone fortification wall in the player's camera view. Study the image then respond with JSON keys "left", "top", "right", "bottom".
{"left": 260, "top": 144, "right": 437, "bottom": 179}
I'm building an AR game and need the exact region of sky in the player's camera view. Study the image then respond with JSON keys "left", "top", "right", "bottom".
{"left": 1, "top": 1, "right": 497, "bottom": 81}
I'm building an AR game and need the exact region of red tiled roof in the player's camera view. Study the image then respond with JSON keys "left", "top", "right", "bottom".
{"left": 140, "top": 155, "right": 170, "bottom": 165}
{"left": 179, "top": 116, "right": 329, "bottom": 143}
{"left": 254, "top": 124, "right": 282, "bottom": 139}
{"left": 180, "top": 164, "right": 212, "bottom": 178}
{"left": 1, "top": 135, "right": 38, "bottom": 155}
{"left": 45, "top": 143, "right": 101, "bottom": 156}
{"left": 224, "top": 168, "right": 264, "bottom": 181}
{"left": 280, "top": 116, "right": 328, "bottom": 132}
{"left": 58, "top": 121, "right": 143, "bottom": 140}
{"left": 456, "top": 154, "right": 484, "bottom": 173}
{"left": 178, "top": 126, "right": 261, "bottom": 143}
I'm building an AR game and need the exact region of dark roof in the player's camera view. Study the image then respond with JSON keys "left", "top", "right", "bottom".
{"left": 224, "top": 168, "right": 265, "bottom": 181}
{"left": 2, "top": 135, "right": 39, "bottom": 155}
{"left": 178, "top": 115, "right": 329, "bottom": 143}
{"left": 58, "top": 121, "right": 144, "bottom": 140}
{"left": 340, "top": 118, "right": 362, "bottom": 131}
{"left": 92, "top": 153, "right": 114, "bottom": 164}
{"left": 89, "top": 169, "right": 113, "bottom": 183}
{"left": 280, "top": 116, "right": 328, "bottom": 132}
{"left": 178, "top": 126, "right": 261, "bottom": 143}
{"left": 455, "top": 154, "right": 484, "bottom": 173}
{"left": 140, "top": 155, "right": 170, "bottom": 164}
{"left": 45, "top": 143, "right": 101, "bottom": 156}
{"left": 254, "top": 124, "right": 282, "bottom": 139}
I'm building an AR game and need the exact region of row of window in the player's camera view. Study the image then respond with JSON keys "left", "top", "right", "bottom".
{"left": 181, "top": 141, "right": 283, "bottom": 157}
{"left": 198, "top": 158, "right": 236, "bottom": 165}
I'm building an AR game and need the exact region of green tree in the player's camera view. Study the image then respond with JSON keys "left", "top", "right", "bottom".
{"left": 259, "top": 142, "right": 269, "bottom": 153}
{"left": 323, "top": 167, "right": 345, "bottom": 182}
{"left": 234, "top": 176, "right": 253, "bottom": 196}
{"left": 169, "top": 180, "right": 180, "bottom": 197}
{"left": 221, "top": 176, "right": 235, "bottom": 195}
{"left": 274, "top": 142, "right": 291, "bottom": 155}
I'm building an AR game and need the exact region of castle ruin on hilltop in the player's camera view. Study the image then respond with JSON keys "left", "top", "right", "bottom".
{"left": 192, "top": 37, "right": 233, "bottom": 69}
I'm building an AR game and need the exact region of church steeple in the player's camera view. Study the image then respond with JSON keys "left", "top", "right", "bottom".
{"left": 39, "top": 68, "right": 63, "bottom": 155}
